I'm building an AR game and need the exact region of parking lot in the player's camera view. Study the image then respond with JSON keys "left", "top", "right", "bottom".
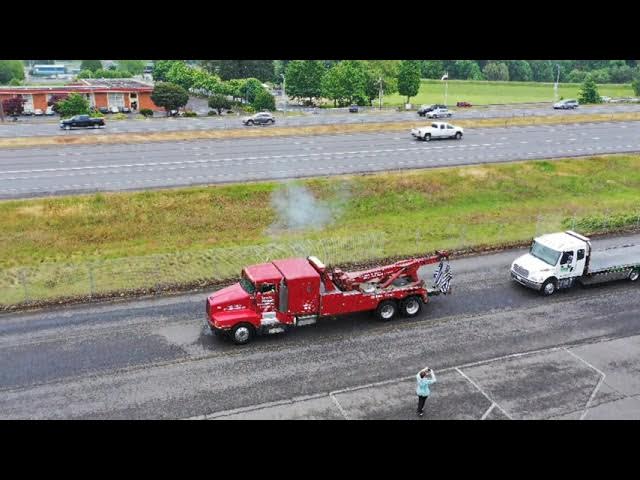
{"left": 200, "top": 334, "right": 640, "bottom": 420}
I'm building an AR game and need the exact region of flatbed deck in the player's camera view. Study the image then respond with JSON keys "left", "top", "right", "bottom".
{"left": 589, "top": 243, "right": 640, "bottom": 274}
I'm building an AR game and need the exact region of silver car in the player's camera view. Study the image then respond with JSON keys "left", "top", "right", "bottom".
{"left": 242, "top": 112, "right": 275, "bottom": 126}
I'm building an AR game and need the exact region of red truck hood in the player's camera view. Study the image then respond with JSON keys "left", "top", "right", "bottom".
{"left": 208, "top": 283, "right": 252, "bottom": 311}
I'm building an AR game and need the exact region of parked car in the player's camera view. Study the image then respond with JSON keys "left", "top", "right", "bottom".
{"left": 242, "top": 112, "right": 275, "bottom": 126}
{"left": 426, "top": 107, "right": 453, "bottom": 119}
{"left": 456, "top": 101, "right": 472, "bottom": 107}
{"left": 109, "top": 106, "right": 120, "bottom": 114}
{"left": 60, "top": 115, "right": 105, "bottom": 130}
{"left": 45, "top": 106, "right": 55, "bottom": 116}
{"left": 349, "top": 104, "right": 359, "bottom": 113}
{"left": 34, "top": 109, "right": 44, "bottom": 116}
{"left": 417, "top": 104, "right": 446, "bottom": 117}
{"left": 553, "top": 99, "right": 579, "bottom": 110}
{"left": 411, "top": 122, "right": 464, "bottom": 141}
{"left": 119, "top": 106, "right": 131, "bottom": 113}
{"left": 600, "top": 96, "right": 611, "bottom": 103}
{"left": 22, "top": 108, "right": 34, "bottom": 116}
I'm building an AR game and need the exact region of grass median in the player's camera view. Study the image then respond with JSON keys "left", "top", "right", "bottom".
{"left": 1, "top": 111, "right": 640, "bottom": 150}
{"left": 1, "top": 154, "right": 640, "bottom": 307}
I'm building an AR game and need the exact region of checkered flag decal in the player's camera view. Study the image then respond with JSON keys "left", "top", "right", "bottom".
{"left": 433, "top": 261, "right": 453, "bottom": 294}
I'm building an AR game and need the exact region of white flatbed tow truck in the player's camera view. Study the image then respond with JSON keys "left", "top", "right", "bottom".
{"left": 510, "top": 230, "right": 640, "bottom": 295}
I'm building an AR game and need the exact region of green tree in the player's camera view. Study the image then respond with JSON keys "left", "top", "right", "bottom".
{"left": 285, "top": 60, "right": 326, "bottom": 104}
{"left": 117, "top": 60, "right": 145, "bottom": 75}
{"left": 421, "top": 60, "right": 445, "bottom": 79}
{"left": 239, "top": 78, "right": 265, "bottom": 104}
{"left": 397, "top": 60, "right": 422, "bottom": 104}
{"left": 93, "top": 69, "right": 132, "bottom": 78}
{"left": 482, "top": 62, "right": 509, "bottom": 81}
{"left": 453, "top": 60, "right": 484, "bottom": 80}
{"left": 151, "top": 82, "right": 189, "bottom": 115}
{"left": 208, "top": 94, "right": 231, "bottom": 114}
{"left": 201, "top": 60, "right": 275, "bottom": 82}
{"left": 152, "top": 60, "right": 178, "bottom": 82}
{"left": 57, "top": 93, "right": 91, "bottom": 117}
{"left": 631, "top": 69, "right": 640, "bottom": 96}
{"left": 77, "top": 69, "right": 94, "bottom": 78}
{"left": 529, "top": 60, "right": 554, "bottom": 82}
{"left": 252, "top": 89, "right": 275, "bottom": 111}
{"left": 590, "top": 68, "right": 611, "bottom": 84}
{"left": 80, "top": 60, "right": 102, "bottom": 72}
{"left": 578, "top": 75, "right": 601, "bottom": 104}
{"left": 506, "top": 60, "right": 532, "bottom": 81}
{"left": 0, "top": 60, "right": 25, "bottom": 84}
{"left": 568, "top": 69, "right": 587, "bottom": 83}
{"left": 8, "top": 78, "right": 22, "bottom": 86}
{"left": 363, "top": 60, "right": 399, "bottom": 100}
{"left": 321, "top": 61, "right": 368, "bottom": 106}
{"left": 165, "top": 61, "right": 196, "bottom": 90}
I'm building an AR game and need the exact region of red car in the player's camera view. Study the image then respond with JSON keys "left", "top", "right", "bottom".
{"left": 456, "top": 101, "right": 472, "bottom": 108}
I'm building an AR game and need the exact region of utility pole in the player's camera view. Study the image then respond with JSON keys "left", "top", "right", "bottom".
{"left": 554, "top": 64, "right": 560, "bottom": 102}
{"left": 378, "top": 76, "right": 383, "bottom": 110}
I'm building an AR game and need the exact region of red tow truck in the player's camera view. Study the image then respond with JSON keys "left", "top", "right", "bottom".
{"left": 206, "top": 251, "right": 452, "bottom": 344}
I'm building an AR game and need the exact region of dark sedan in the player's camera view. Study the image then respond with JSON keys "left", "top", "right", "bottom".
{"left": 60, "top": 115, "right": 105, "bottom": 130}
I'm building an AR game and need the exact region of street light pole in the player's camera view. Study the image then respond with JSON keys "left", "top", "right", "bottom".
{"left": 280, "top": 73, "right": 286, "bottom": 116}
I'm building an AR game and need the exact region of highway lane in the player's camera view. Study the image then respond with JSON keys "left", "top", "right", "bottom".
{"left": 1, "top": 121, "right": 640, "bottom": 199}
{"left": 1, "top": 103, "right": 639, "bottom": 138}
{"left": 1, "top": 233, "right": 639, "bottom": 419}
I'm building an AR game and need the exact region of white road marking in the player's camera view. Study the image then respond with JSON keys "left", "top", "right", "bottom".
{"left": 563, "top": 348, "right": 606, "bottom": 420}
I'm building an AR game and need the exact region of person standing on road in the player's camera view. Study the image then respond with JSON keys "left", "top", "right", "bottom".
{"left": 416, "top": 367, "right": 436, "bottom": 417}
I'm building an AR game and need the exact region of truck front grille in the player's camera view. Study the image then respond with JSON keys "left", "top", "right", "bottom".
{"left": 512, "top": 264, "right": 529, "bottom": 278}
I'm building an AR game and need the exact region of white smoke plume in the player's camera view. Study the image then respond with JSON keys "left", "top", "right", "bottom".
{"left": 268, "top": 182, "right": 350, "bottom": 233}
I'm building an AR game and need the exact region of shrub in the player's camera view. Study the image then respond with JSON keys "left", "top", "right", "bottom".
{"left": 207, "top": 110, "right": 218, "bottom": 116}
{"left": 139, "top": 108, "right": 154, "bottom": 117}
{"left": 111, "top": 113, "right": 127, "bottom": 120}
{"left": 252, "top": 89, "right": 275, "bottom": 111}
{"left": 182, "top": 111, "right": 198, "bottom": 117}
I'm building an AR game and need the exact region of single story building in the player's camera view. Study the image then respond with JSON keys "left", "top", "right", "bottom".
{"left": 0, "top": 79, "right": 162, "bottom": 113}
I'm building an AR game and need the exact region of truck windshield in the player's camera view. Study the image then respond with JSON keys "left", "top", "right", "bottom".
{"left": 530, "top": 241, "right": 561, "bottom": 266}
{"left": 239, "top": 276, "right": 256, "bottom": 294}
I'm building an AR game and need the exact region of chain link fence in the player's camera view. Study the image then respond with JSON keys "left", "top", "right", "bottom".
{"left": 2, "top": 212, "right": 639, "bottom": 308}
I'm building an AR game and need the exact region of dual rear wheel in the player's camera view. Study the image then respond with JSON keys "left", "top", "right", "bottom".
{"left": 375, "top": 296, "right": 422, "bottom": 321}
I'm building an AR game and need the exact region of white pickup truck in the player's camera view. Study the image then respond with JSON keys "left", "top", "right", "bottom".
{"left": 511, "top": 230, "right": 640, "bottom": 296}
{"left": 411, "top": 122, "right": 464, "bottom": 141}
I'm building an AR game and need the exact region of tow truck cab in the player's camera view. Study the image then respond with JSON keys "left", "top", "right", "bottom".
{"left": 206, "top": 258, "right": 322, "bottom": 340}
{"left": 511, "top": 231, "right": 590, "bottom": 294}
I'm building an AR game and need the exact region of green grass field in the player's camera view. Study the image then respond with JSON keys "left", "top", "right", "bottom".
{"left": 383, "top": 79, "right": 635, "bottom": 106}
{"left": 1, "top": 154, "right": 640, "bottom": 305}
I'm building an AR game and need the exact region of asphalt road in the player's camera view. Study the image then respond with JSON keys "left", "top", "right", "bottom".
{"left": 1, "top": 121, "right": 640, "bottom": 199}
{"left": 1, "top": 103, "right": 640, "bottom": 138}
{"left": 1, "top": 233, "right": 639, "bottom": 419}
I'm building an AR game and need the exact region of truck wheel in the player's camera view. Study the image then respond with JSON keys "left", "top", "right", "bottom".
{"left": 541, "top": 279, "right": 557, "bottom": 296}
{"left": 400, "top": 296, "right": 422, "bottom": 317}
{"left": 629, "top": 269, "right": 639, "bottom": 282}
{"left": 455, "top": 132, "right": 462, "bottom": 140}
{"left": 376, "top": 300, "right": 398, "bottom": 321}
{"left": 423, "top": 133, "right": 431, "bottom": 142}
{"left": 231, "top": 323, "right": 254, "bottom": 345}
